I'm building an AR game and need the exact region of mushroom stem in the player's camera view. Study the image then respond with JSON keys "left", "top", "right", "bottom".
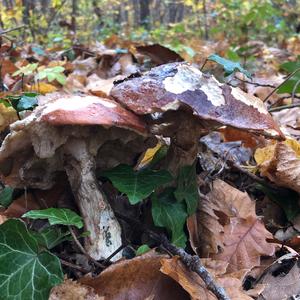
{"left": 63, "top": 138, "right": 122, "bottom": 261}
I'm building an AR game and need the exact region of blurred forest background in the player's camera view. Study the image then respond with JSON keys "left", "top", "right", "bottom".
{"left": 1, "top": 0, "right": 299, "bottom": 49}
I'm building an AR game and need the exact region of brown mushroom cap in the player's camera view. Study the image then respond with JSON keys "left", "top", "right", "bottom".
{"left": 110, "top": 62, "right": 283, "bottom": 139}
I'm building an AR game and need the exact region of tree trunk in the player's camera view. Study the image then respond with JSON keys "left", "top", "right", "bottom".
{"left": 139, "top": 0, "right": 150, "bottom": 29}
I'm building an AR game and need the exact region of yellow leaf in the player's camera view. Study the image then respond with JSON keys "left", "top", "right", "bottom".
{"left": 0, "top": 104, "right": 18, "bottom": 132}
{"left": 137, "top": 143, "right": 162, "bottom": 169}
{"left": 25, "top": 82, "right": 57, "bottom": 94}
{"left": 255, "top": 138, "right": 300, "bottom": 165}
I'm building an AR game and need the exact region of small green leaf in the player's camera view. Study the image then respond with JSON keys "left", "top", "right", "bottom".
{"left": 0, "top": 187, "right": 14, "bottom": 208}
{"left": 17, "top": 94, "right": 38, "bottom": 112}
{"left": 174, "top": 165, "right": 199, "bottom": 215}
{"left": 55, "top": 73, "right": 67, "bottom": 85}
{"left": 136, "top": 244, "right": 151, "bottom": 256}
{"left": 0, "top": 219, "right": 63, "bottom": 300}
{"left": 208, "top": 54, "right": 251, "bottom": 78}
{"left": 277, "top": 75, "right": 300, "bottom": 94}
{"left": 12, "top": 63, "right": 38, "bottom": 77}
{"left": 32, "top": 226, "right": 72, "bottom": 249}
{"left": 102, "top": 164, "right": 173, "bottom": 204}
{"left": 23, "top": 208, "right": 83, "bottom": 229}
{"left": 152, "top": 189, "right": 187, "bottom": 248}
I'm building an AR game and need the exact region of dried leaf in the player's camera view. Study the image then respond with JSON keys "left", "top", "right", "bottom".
{"left": 80, "top": 251, "right": 189, "bottom": 300}
{"left": 188, "top": 180, "right": 275, "bottom": 271}
{"left": 0, "top": 103, "right": 18, "bottom": 132}
{"left": 213, "top": 217, "right": 275, "bottom": 272}
{"left": 259, "top": 142, "right": 300, "bottom": 193}
{"left": 50, "top": 279, "right": 101, "bottom": 300}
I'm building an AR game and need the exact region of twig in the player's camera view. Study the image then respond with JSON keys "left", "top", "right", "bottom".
{"left": 152, "top": 233, "right": 231, "bottom": 300}
{"left": 68, "top": 226, "right": 105, "bottom": 269}
{"left": 0, "top": 25, "right": 26, "bottom": 35}
{"left": 115, "top": 213, "right": 230, "bottom": 300}
{"left": 292, "top": 78, "right": 300, "bottom": 102}
{"left": 265, "top": 67, "right": 300, "bottom": 103}
{"left": 268, "top": 103, "right": 300, "bottom": 113}
{"left": 234, "top": 75, "right": 276, "bottom": 88}
{"left": 200, "top": 58, "right": 208, "bottom": 71}
{"left": 60, "top": 258, "right": 90, "bottom": 273}
{"left": 103, "top": 244, "right": 127, "bottom": 264}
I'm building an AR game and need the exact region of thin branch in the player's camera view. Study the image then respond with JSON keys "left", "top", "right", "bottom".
{"left": 268, "top": 103, "right": 300, "bottom": 113}
{"left": 68, "top": 226, "right": 105, "bottom": 269}
{"left": 265, "top": 67, "right": 300, "bottom": 103}
{"left": 152, "top": 233, "right": 231, "bottom": 300}
{"left": 115, "top": 213, "right": 230, "bottom": 300}
{"left": 103, "top": 244, "right": 127, "bottom": 264}
{"left": 0, "top": 25, "right": 26, "bottom": 35}
{"left": 234, "top": 75, "right": 276, "bottom": 88}
{"left": 60, "top": 258, "right": 90, "bottom": 273}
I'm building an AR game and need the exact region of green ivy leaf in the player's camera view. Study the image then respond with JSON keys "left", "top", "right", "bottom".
{"left": 0, "top": 187, "right": 14, "bottom": 208}
{"left": 174, "top": 165, "right": 199, "bottom": 215}
{"left": 23, "top": 208, "right": 83, "bottom": 229}
{"left": 32, "top": 226, "right": 72, "bottom": 249}
{"left": 208, "top": 54, "right": 251, "bottom": 78}
{"left": 152, "top": 189, "right": 187, "bottom": 248}
{"left": 102, "top": 164, "right": 173, "bottom": 204}
{"left": 17, "top": 94, "right": 38, "bottom": 112}
{"left": 0, "top": 219, "right": 63, "bottom": 300}
{"left": 136, "top": 244, "right": 151, "bottom": 256}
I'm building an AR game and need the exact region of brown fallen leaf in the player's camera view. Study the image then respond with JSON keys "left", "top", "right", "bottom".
{"left": 213, "top": 217, "right": 275, "bottom": 272}
{"left": 259, "top": 142, "right": 300, "bottom": 193}
{"left": 253, "top": 253, "right": 300, "bottom": 300}
{"left": 0, "top": 103, "right": 18, "bottom": 132}
{"left": 160, "top": 256, "right": 252, "bottom": 300}
{"left": 80, "top": 251, "right": 189, "bottom": 300}
{"left": 188, "top": 180, "right": 275, "bottom": 272}
{"left": 50, "top": 278, "right": 101, "bottom": 300}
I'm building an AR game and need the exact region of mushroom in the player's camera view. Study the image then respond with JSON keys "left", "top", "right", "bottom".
{"left": 0, "top": 94, "right": 155, "bottom": 260}
{"left": 110, "top": 62, "right": 284, "bottom": 173}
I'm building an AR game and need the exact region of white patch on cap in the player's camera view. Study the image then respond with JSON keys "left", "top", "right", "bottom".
{"left": 263, "top": 128, "right": 280, "bottom": 137}
{"left": 231, "top": 87, "right": 268, "bottom": 114}
{"left": 163, "top": 64, "right": 225, "bottom": 107}
{"left": 42, "top": 95, "right": 116, "bottom": 115}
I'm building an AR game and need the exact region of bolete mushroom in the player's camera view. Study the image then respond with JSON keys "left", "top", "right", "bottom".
{"left": 110, "top": 62, "right": 284, "bottom": 173}
{"left": 0, "top": 94, "right": 155, "bottom": 260}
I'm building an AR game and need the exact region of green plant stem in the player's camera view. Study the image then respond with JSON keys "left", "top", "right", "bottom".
{"left": 268, "top": 103, "right": 300, "bottom": 113}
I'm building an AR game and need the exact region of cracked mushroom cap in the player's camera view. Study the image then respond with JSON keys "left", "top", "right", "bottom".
{"left": 110, "top": 62, "right": 283, "bottom": 139}
{"left": 0, "top": 94, "right": 151, "bottom": 188}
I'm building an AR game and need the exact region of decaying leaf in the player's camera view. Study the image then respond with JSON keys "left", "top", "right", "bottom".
{"left": 253, "top": 253, "right": 300, "bottom": 300}
{"left": 160, "top": 256, "right": 252, "bottom": 300}
{"left": 258, "top": 142, "right": 300, "bottom": 193}
{"left": 0, "top": 103, "right": 18, "bottom": 132}
{"left": 50, "top": 279, "right": 101, "bottom": 300}
{"left": 188, "top": 180, "right": 275, "bottom": 272}
{"left": 80, "top": 251, "right": 189, "bottom": 300}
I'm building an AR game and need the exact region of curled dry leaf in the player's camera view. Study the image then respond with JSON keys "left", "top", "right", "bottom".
{"left": 80, "top": 251, "right": 189, "bottom": 300}
{"left": 258, "top": 142, "right": 300, "bottom": 194}
{"left": 188, "top": 180, "right": 275, "bottom": 272}
{"left": 50, "top": 279, "right": 101, "bottom": 300}
{"left": 253, "top": 253, "right": 300, "bottom": 300}
{"left": 160, "top": 256, "right": 252, "bottom": 300}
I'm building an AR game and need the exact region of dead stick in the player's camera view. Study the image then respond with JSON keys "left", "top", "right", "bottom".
{"left": 115, "top": 213, "right": 230, "bottom": 300}
{"left": 266, "top": 68, "right": 300, "bottom": 104}
{"left": 60, "top": 258, "right": 90, "bottom": 273}
{"left": 68, "top": 226, "right": 105, "bottom": 269}
{"left": 269, "top": 103, "right": 300, "bottom": 113}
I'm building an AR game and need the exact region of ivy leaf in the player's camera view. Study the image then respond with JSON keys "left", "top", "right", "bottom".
{"left": 0, "top": 219, "right": 63, "bottom": 300}
{"left": 0, "top": 187, "right": 14, "bottom": 208}
{"left": 23, "top": 208, "right": 83, "bottom": 229}
{"left": 17, "top": 93, "right": 38, "bottom": 112}
{"left": 174, "top": 165, "right": 199, "bottom": 215}
{"left": 32, "top": 226, "right": 72, "bottom": 249}
{"left": 208, "top": 54, "right": 252, "bottom": 78}
{"left": 102, "top": 164, "right": 173, "bottom": 204}
{"left": 136, "top": 244, "right": 151, "bottom": 256}
{"left": 152, "top": 188, "right": 187, "bottom": 247}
